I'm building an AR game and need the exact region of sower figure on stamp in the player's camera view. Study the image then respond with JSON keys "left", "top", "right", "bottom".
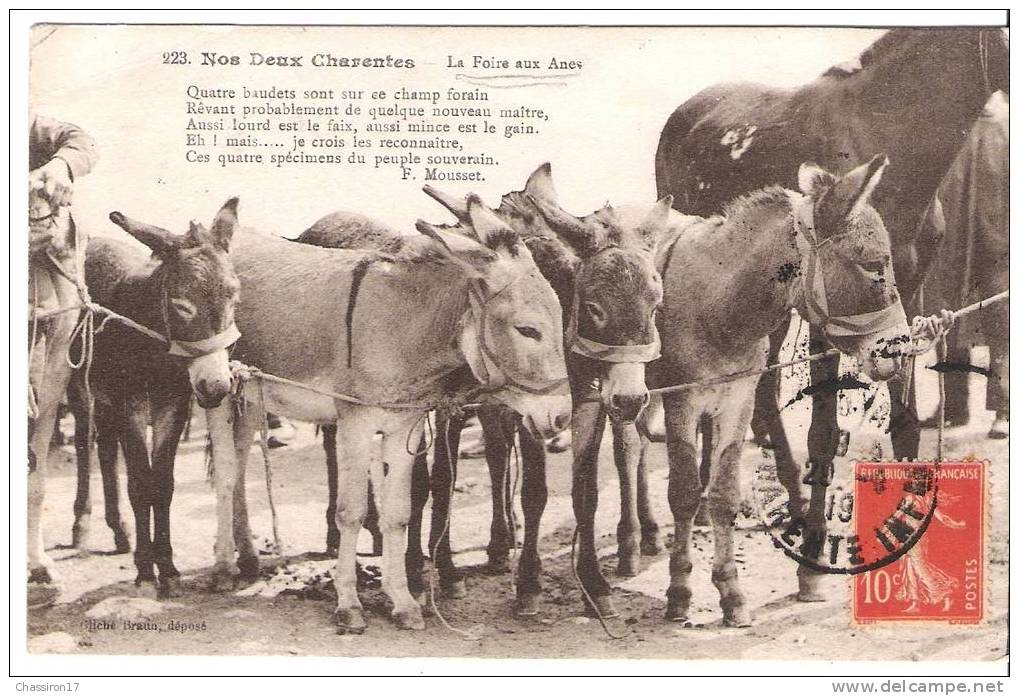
{"left": 28, "top": 113, "right": 97, "bottom": 598}
{"left": 916, "top": 91, "right": 1009, "bottom": 439}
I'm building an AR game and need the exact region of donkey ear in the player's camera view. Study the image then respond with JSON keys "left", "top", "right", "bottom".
{"left": 416, "top": 218, "right": 494, "bottom": 277}
{"left": 528, "top": 194, "right": 599, "bottom": 257}
{"left": 523, "top": 162, "right": 558, "bottom": 204}
{"left": 467, "top": 195, "right": 520, "bottom": 251}
{"left": 828, "top": 154, "right": 888, "bottom": 219}
{"left": 634, "top": 195, "right": 674, "bottom": 248}
{"left": 209, "top": 197, "right": 239, "bottom": 250}
{"left": 422, "top": 184, "right": 471, "bottom": 224}
{"left": 109, "top": 211, "right": 178, "bottom": 256}
{"left": 797, "top": 162, "right": 837, "bottom": 199}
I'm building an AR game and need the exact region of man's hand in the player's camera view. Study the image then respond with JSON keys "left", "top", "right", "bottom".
{"left": 29, "top": 158, "right": 74, "bottom": 208}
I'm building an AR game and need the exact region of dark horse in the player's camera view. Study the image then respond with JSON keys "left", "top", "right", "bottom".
{"left": 655, "top": 28, "right": 1008, "bottom": 599}
{"left": 72, "top": 199, "right": 240, "bottom": 596}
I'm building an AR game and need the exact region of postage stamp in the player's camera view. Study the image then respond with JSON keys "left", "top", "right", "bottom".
{"left": 852, "top": 461, "right": 985, "bottom": 624}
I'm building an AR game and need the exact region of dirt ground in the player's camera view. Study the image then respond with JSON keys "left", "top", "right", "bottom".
{"left": 27, "top": 354, "right": 1009, "bottom": 661}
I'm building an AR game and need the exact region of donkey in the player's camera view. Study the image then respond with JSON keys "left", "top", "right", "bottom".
{"left": 417, "top": 167, "right": 670, "bottom": 615}
{"left": 28, "top": 189, "right": 84, "bottom": 589}
{"left": 206, "top": 197, "right": 571, "bottom": 633}
{"left": 75, "top": 199, "right": 240, "bottom": 596}
{"left": 640, "top": 155, "right": 909, "bottom": 626}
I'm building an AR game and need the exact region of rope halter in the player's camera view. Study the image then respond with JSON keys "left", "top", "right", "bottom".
{"left": 464, "top": 271, "right": 570, "bottom": 396}
{"left": 790, "top": 194, "right": 907, "bottom": 343}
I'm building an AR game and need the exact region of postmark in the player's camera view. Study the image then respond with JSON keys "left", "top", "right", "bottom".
{"left": 853, "top": 460, "right": 985, "bottom": 624}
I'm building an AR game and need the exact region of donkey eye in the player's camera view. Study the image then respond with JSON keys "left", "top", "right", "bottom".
{"left": 170, "top": 297, "right": 198, "bottom": 321}
{"left": 515, "top": 325, "right": 542, "bottom": 341}
{"left": 858, "top": 259, "right": 887, "bottom": 274}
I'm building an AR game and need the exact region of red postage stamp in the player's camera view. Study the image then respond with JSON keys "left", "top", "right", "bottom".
{"left": 853, "top": 461, "right": 985, "bottom": 624}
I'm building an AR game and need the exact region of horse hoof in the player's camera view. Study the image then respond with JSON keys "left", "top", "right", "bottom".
{"left": 584, "top": 594, "right": 619, "bottom": 620}
{"left": 797, "top": 571, "right": 827, "bottom": 602}
{"left": 237, "top": 556, "right": 260, "bottom": 582}
{"left": 515, "top": 593, "right": 540, "bottom": 617}
{"left": 334, "top": 607, "right": 367, "bottom": 635}
{"left": 723, "top": 607, "right": 753, "bottom": 628}
{"left": 441, "top": 578, "right": 467, "bottom": 600}
{"left": 616, "top": 554, "right": 639, "bottom": 578}
{"left": 28, "top": 566, "right": 56, "bottom": 585}
{"left": 159, "top": 576, "right": 184, "bottom": 598}
{"left": 487, "top": 557, "right": 511, "bottom": 575}
{"left": 135, "top": 580, "right": 159, "bottom": 599}
{"left": 113, "top": 530, "right": 132, "bottom": 555}
{"left": 640, "top": 536, "right": 663, "bottom": 556}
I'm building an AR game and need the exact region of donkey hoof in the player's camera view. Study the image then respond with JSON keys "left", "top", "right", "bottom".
{"left": 208, "top": 571, "right": 236, "bottom": 593}
{"left": 392, "top": 607, "right": 426, "bottom": 631}
{"left": 237, "top": 556, "right": 260, "bottom": 582}
{"left": 693, "top": 507, "right": 711, "bottom": 527}
{"left": 794, "top": 574, "right": 827, "bottom": 603}
{"left": 441, "top": 578, "right": 467, "bottom": 600}
{"left": 135, "top": 579, "right": 159, "bottom": 599}
{"left": 159, "top": 576, "right": 184, "bottom": 598}
{"left": 723, "top": 606, "right": 753, "bottom": 628}
{"left": 28, "top": 566, "right": 57, "bottom": 585}
{"left": 71, "top": 519, "right": 91, "bottom": 550}
{"left": 75, "top": 547, "right": 93, "bottom": 560}
{"left": 334, "top": 607, "right": 367, "bottom": 635}
{"left": 515, "top": 593, "right": 541, "bottom": 617}
{"left": 665, "top": 587, "right": 692, "bottom": 622}
{"left": 640, "top": 536, "right": 663, "bottom": 556}
{"left": 584, "top": 594, "right": 619, "bottom": 620}
{"left": 487, "top": 556, "right": 511, "bottom": 575}
{"left": 113, "top": 529, "right": 132, "bottom": 555}
{"left": 27, "top": 582, "right": 60, "bottom": 609}
{"left": 616, "top": 554, "right": 640, "bottom": 578}
{"left": 412, "top": 590, "right": 434, "bottom": 616}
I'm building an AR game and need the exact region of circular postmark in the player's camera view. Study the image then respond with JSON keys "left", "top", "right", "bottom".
{"left": 750, "top": 456, "right": 940, "bottom": 575}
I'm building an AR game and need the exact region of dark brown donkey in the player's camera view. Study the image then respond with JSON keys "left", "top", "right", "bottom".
{"left": 647, "top": 157, "right": 909, "bottom": 626}
{"left": 71, "top": 199, "right": 240, "bottom": 595}
{"left": 655, "top": 28, "right": 1008, "bottom": 599}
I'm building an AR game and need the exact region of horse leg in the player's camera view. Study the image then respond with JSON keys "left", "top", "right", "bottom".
{"left": 705, "top": 399, "right": 755, "bottom": 627}
{"left": 322, "top": 423, "right": 340, "bottom": 555}
{"left": 406, "top": 445, "right": 430, "bottom": 607}
{"left": 120, "top": 393, "right": 157, "bottom": 596}
{"left": 799, "top": 327, "right": 839, "bottom": 602}
{"left": 331, "top": 410, "right": 373, "bottom": 634}
{"left": 515, "top": 425, "right": 547, "bottom": 616}
{"left": 68, "top": 374, "right": 93, "bottom": 555}
{"left": 480, "top": 406, "right": 513, "bottom": 574}
{"left": 612, "top": 419, "right": 643, "bottom": 577}
{"left": 429, "top": 411, "right": 466, "bottom": 598}
{"left": 150, "top": 389, "right": 191, "bottom": 597}
{"left": 231, "top": 405, "right": 260, "bottom": 582}
{"left": 95, "top": 402, "right": 131, "bottom": 554}
{"left": 572, "top": 393, "right": 614, "bottom": 617}
{"left": 663, "top": 396, "right": 701, "bottom": 623}
{"left": 379, "top": 414, "right": 428, "bottom": 630}
{"left": 636, "top": 437, "right": 662, "bottom": 555}
{"left": 206, "top": 400, "right": 240, "bottom": 591}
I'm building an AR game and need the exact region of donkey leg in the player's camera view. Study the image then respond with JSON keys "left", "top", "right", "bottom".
{"left": 120, "top": 395, "right": 157, "bottom": 596}
{"left": 406, "top": 447, "right": 430, "bottom": 607}
{"left": 799, "top": 328, "right": 839, "bottom": 602}
{"left": 480, "top": 406, "right": 513, "bottom": 574}
{"left": 69, "top": 377, "right": 94, "bottom": 556}
{"left": 150, "top": 390, "right": 191, "bottom": 597}
{"left": 231, "top": 406, "right": 260, "bottom": 581}
{"left": 322, "top": 423, "right": 340, "bottom": 555}
{"left": 206, "top": 400, "right": 240, "bottom": 591}
{"left": 332, "top": 410, "right": 373, "bottom": 634}
{"left": 612, "top": 420, "right": 644, "bottom": 577}
{"left": 750, "top": 318, "right": 790, "bottom": 448}
{"left": 380, "top": 415, "right": 427, "bottom": 630}
{"left": 663, "top": 396, "right": 701, "bottom": 623}
{"left": 430, "top": 411, "right": 466, "bottom": 598}
{"left": 95, "top": 402, "right": 131, "bottom": 554}
{"left": 572, "top": 394, "right": 615, "bottom": 617}
{"left": 515, "top": 426, "right": 547, "bottom": 616}
{"left": 636, "top": 438, "right": 662, "bottom": 555}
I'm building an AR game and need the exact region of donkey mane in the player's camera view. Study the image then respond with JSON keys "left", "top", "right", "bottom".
{"left": 718, "top": 185, "right": 791, "bottom": 222}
